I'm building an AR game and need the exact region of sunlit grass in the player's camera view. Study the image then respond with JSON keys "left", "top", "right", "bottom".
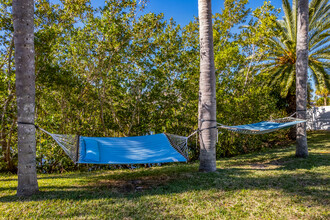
{"left": 0, "top": 131, "right": 329, "bottom": 219}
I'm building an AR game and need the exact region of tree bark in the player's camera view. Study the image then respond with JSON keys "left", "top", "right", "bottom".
{"left": 13, "top": 0, "right": 39, "bottom": 196}
{"left": 295, "top": 0, "right": 308, "bottom": 158}
{"left": 198, "top": 0, "right": 217, "bottom": 172}
{"left": 286, "top": 91, "right": 296, "bottom": 140}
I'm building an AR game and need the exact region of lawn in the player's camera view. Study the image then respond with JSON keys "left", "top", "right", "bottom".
{"left": 0, "top": 131, "right": 329, "bottom": 219}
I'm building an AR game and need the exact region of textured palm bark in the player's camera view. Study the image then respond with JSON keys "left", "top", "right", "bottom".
{"left": 13, "top": 0, "right": 39, "bottom": 196}
{"left": 198, "top": 0, "right": 217, "bottom": 172}
{"left": 295, "top": 0, "right": 309, "bottom": 158}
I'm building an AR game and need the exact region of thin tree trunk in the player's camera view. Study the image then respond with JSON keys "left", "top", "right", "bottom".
{"left": 295, "top": 0, "right": 308, "bottom": 158}
{"left": 286, "top": 91, "right": 296, "bottom": 140}
{"left": 1, "top": 36, "right": 15, "bottom": 171}
{"left": 1, "top": 94, "right": 14, "bottom": 165}
{"left": 6, "top": 118, "right": 17, "bottom": 172}
{"left": 13, "top": 0, "right": 39, "bottom": 196}
{"left": 198, "top": 0, "right": 217, "bottom": 172}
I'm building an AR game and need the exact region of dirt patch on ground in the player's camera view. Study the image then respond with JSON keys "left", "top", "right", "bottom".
{"left": 249, "top": 163, "right": 269, "bottom": 169}
{"left": 267, "top": 158, "right": 295, "bottom": 166}
{"left": 88, "top": 175, "right": 173, "bottom": 193}
{"left": 248, "top": 157, "right": 296, "bottom": 169}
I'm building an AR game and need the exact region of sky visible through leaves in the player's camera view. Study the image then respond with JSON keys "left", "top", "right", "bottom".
{"left": 50, "top": 0, "right": 285, "bottom": 27}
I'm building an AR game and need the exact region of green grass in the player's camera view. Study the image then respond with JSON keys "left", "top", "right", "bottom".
{"left": 1, "top": 131, "right": 329, "bottom": 219}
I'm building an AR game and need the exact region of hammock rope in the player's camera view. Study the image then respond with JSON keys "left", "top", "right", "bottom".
{"left": 39, "top": 127, "right": 79, "bottom": 162}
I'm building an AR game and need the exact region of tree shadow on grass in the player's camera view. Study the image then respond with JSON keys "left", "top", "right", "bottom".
{"left": 267, "top": 153, "right": 330, "bottom": 170}
{"left": 0, "top": 168, "right": 328, "bottom": 219}
{"left": 307, "top": 131, "right": 330, "bottom": 146}
{"left": 0, "top": 133, "right": 329, "bottom": 219}
{"left": 1, "top": 151, "right": 329, "bottom": 199}
{"left": 0, "top": 178, "right": 17, "bottom": 182}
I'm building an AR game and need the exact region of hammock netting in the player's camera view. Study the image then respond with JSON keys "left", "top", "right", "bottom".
{"left": 39, "top": 128, "right": 79, "bottom": 162}
{"left": 39, "top": 116, "right": 305, "bottom": 164}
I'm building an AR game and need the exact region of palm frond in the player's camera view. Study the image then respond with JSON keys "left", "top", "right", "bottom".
{"left": 310, "top": 36, "right": 330, "bottom": 53}
{"left": 309, "top": 0, "right": 322, "bottom": 23}
{"left": 310, "top": 9, "right": 330, "bottom": 30}
{"left": 310, "top": 44, "right": 330, "bottom": 56}
{"left": 312, "top": 52, "right": 330, "bottom": 60}
{"left": 282, "top": 0, "right": 295, "bottom": 41}
{"left": 309, "top": 25, "right": 330, "bottom": 47}
{"left": 292, "top": 0, "right": 297, "bottom": 41}
{"left": 268, "top": 64, "right": 291, "bottom": 87}
{"left": 309, "top": 59, "right": 330, "bottom": 89}
{"left": 275, "top": 20, "right": 292, "bottom": 40}
{"left": 252, "top": 61, "right": 276, "bottom": 70}
{"left": 255, "top": 0, "right": 329, "bottom": 97}
{"left": 281, "top": 65, "right": 295, "bottom": 97}
{"left": 315, "top": 5, "right": 330, "bottom": 24}
{"left": 317, "top": 60, "right": 330, "bottom": 67}
{"left": 310, "top": 0, "right": 330, "bottom": 29}
{"left": 266, "top": 37, "right": 288, "bottom": 54}
{"left": 309, "top": 0, "right": 324, "bottom": 16}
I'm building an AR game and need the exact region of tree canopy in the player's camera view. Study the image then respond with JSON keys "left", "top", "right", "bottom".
{"left": 1, "top": 0, "right": 327, "bottom": 172}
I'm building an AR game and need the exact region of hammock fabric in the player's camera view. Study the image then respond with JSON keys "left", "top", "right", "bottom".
{"left": 39, "top": 128, "right": 188, "bottom": 164}
{"left": 217, "top": 117, "right": 306, "bottom": 134}
{"left": 78, "top": 134, "right": 187, "bottom": 164}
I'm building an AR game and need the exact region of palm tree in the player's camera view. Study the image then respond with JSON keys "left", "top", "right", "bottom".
{"left": 257, "top": 0, "right": 329, "bottom": 110}
{"left": 13, "top": 0, "right": 39, "bottom": 196}
{"left": 315, "top": 87, "right": 330, "bottom": 105}
{"left": 198, "top": 0, "right": 217, "bottom": 172}
{"left": 296, "top": 0, "right": 309, "bottom": 158}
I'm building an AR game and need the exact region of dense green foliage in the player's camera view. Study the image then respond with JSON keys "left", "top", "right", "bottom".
{"left": 1, "top": 0, "right": 321, "bottom": 172}
{"left": 0, "top": 131, "right": 329, "bottom": 219}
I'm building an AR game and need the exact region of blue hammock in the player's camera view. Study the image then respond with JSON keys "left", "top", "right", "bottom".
{"left": 217, "top": 117, "right": 306, "bottom": 134}
{"left": 39, "top": 128, "right": 189, "bottom": 164}
{"left": 78, "top": 134, "right": 187, "bottom": 164}
{"left": 39, "top": 116, "right": 305, "bottom": 164}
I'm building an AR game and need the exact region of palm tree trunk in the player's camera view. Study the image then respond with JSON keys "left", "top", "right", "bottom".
{"left": 198, "top": 0, "right": 217, "bottom": 172}
{"left": 13, "top": 0, "right": 39, "bottom": 196}
{"left": 295, "top": 0, "right": 308, "bottom": 158}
